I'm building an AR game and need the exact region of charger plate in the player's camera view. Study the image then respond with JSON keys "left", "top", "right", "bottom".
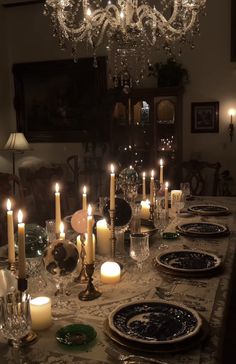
{"left": 108, "top": 300, "right": 202, "bottom": 346}
{"left": 188, "top": 204, "right": 230, "bottom": 216}
{"left": 154, "top": 249, "right": 221, "bottom": 274}
{"left": 104, "top": 316, "right": 209, "bottom": 354}
{"left": 176, "top": 222, "right": 229, "bottom": 237}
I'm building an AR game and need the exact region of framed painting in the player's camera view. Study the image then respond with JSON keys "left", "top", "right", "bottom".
{"left": 13, "top": 57, "right": 110, "bottom": 142}
{"left": 191, "top": 102, "right": 219, "bottom": 133}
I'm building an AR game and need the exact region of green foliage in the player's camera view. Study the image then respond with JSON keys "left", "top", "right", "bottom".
{"left": 149, "top": 58, "right": 189, "bottom": 87}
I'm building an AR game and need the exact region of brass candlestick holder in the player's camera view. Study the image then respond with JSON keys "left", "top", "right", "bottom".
{"left": 18, "top": 278, "right": 28, "bottom": 292}
{"left": 109, "top": 209, "right": 117, "bottom": 260}
{"left": 8, "top": 261, "right": 17, "bottom": 275}
{"left": 149, "top": 203, "right": 155, "bottom": 226}
{"left": 74, "top": 234, "right": 88, "bottom": 284}
{"left": 78, "top": 263, "right": 101, "bottom": 301}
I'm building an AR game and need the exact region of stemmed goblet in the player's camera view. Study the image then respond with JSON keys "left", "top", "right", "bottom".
{"left": 154, "top": 206, "right": 170, "bottom": 249}
{"left": 130, "top": 232, "right": 150, "bottom": 271}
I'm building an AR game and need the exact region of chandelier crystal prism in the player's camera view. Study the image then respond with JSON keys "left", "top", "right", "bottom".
{"left": 44, "top": 0, "right": 207, "bottom": 86}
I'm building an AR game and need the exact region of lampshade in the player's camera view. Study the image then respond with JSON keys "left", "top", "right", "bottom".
{"left": 4, "top": 133, "right": 31, "bottom": 152}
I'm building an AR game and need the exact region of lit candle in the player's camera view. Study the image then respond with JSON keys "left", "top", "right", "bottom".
{"left": 17, "top": 210, "right": 26, "bottom": 279}
{"left": 164, "top": 182, "right": 169, "bottom": 211}
{"left": 59, "top": 221, "right": 65, "bottom": 240}
{"left": 140, "top": 199, "right": 150, "bottom": 220}
{"left": 86, "top": 204, "right": 94, "bottom": 264}
{"left": 55, "top": 183, "right": 61, "bottom": 236}
{"left": 96, "top": 219, "right": 111, "bottom": 256}
{"left": 159, "top": 159, "right": 164, "bottom": 185}
{"left": 171, "top": 190, "right": 183, "bottom": 209}
{"left": 142, "top": 172, "right": 146, "bottom": 200}
{"left": 150, "top": 170, "right": 154, "bottom": 204}
{"left": 30, "top": 297, "right": 52, "bottom": 331}
{"left": 6, "top": 199, "right": 15, "bottom": 264}
{"left": 100, "top": 261, "right": 121, "bottom": 284}
{"left": 110, "top": 164, "right": 115, "bottom": 210}
{"left": 77, "top": 233, "right": 95, "bottom": 260}
{"left": 82, "top": 185, "right": 87, "bottom": 211}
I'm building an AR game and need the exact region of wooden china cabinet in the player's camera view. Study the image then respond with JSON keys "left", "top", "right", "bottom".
{"left": 110, "top": 87, "right": 184, "bottom": 188}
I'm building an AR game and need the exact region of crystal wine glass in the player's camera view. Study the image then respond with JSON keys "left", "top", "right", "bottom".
{"left": 0, "top": 291, "right": 31, "bottom": 349}
{"left": 130, "top": 232, "right": 150, "bottom": 271}
{"left": 154, "top": 207, "right": 169, "bottom": 249}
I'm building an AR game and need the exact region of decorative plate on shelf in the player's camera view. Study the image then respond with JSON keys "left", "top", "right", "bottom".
{"left": 108, "top": 300, "right": 202, "bottom": 345}
{"left": 176, "top": 222, "right": 229, "bottom": 237}
{"left": 154, "top": 250, "right": 221, "bottom": 274}
{"left": 56, "top": 324, "right": 97, "bottom": 347}
{"left": 188, "top": 204, "right": 230, "bottom": 216}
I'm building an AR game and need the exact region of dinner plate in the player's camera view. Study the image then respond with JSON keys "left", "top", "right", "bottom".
{"left": 104, "top": 317, "right": 209, "bottom": 354}
{"left": 176, "top": 222, "right": 229, "bottom": 237}
{"left": 108, "top": 300, "right": 202, "bottom": 345}
{"left": 155, "top": 249, "right": 221, "bottom": 273}
{"left": 56, "top": 324, "right": 97, "bottom": 347}
{"left": 188, "top": 204, "right": 230, "bottom": 216}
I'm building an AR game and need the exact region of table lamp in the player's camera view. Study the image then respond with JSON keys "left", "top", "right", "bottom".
{"left": 3, "top": 132, "right": 31, "bottom": 195}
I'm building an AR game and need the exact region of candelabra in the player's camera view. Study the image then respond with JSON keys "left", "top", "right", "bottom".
{"left": 78, "top": 263, "right": 101, "bottom": 301}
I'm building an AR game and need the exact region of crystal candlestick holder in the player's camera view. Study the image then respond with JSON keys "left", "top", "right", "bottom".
{"left": 78, "top": 263, "right": 101, "bottom": 301}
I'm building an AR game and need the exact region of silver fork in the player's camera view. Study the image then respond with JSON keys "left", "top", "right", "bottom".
{"left": 105, "top": 347, "right": 169, "bottom": 364}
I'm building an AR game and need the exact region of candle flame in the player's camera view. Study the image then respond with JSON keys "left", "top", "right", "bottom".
{"left": 143, "top": 172, "right": 146, "bottom": 178}
{"left": 160, "top": 158, "right": 163, "bottom": 166}
{"left": 110, "top": 164, "right": 114, "bottom": 174}
{"left": 55, "top": 183, "right": 59, "bottom": 193}
{"left": 18, "top": 209, "right": 23, "bottom": 223}
{"left": 83, "top": 185, "right": 87, "bottom": 194}
{"left": 151, "top": 170, "right": 154, "bottom": 178}
{"left": 59, "top": 222, "right": 64, "bottom": 234}
{"left": 120, "top": 10, "right": 124, "bottom": 19}
{"left": 228, "top": 109, "right": 236, "bottom": 117}
{"left": 88, "top": 204, "right": 92, "bottom": 216}
{"left": 129, "top": 165, "right": 132, "bottom": 169}
{"left": 165, "top": 181, "right": 169, "bottom": 188}
{"left": 6, "top": 198, "right": 11, "bottom": 211}
{"left": 86, "top": 7, "right": 91, "bottom": 16}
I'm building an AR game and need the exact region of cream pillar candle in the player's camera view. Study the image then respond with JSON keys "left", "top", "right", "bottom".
{"left": 82, "top": 185, "right": 87, "bottom": 211}
{"left": 159, "top": 159, "right": 164, "bottom": 185}
{"left": 17, "top": 210, "right": 26, "bottom": 279}
{"left": 142, "top": 172, "right": 146, "bottom": 200}
{"left": 150, "top": 170, "right": 154, "bottom": 204}
{"left": 140, "top": 200, "right": 150, "bottom": 220}
{"left": 164, "top": 182, "right": 169, "bottom": 211}
{"left": 100, "top": 261, "right": 121, "bottom": 284}
{"left": 30, "top": 297, "right": 52, "bottom": 331}
{"left": 59, "top": 222, "right": 65, "bottom": 240}
{"left": 6, "top": 199, "right": 15, "bottom": 264}
{"left": 96, "top": 219, "right": 111, "bottom": 256}
{"left": 171, "top": 190, "right": 183, "bottom": 208}
{"left": 110, "top": 164, "right": 115, "bottom": 210}
{"left": 55, "top": 183, "right": 61, "bottom": 236}
{"left": 86, "top": 204, "right": 94, "bottom": 263}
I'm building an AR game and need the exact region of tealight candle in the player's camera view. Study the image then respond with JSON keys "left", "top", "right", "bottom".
{"left": 6, "top": 199, "right": 15, "bottom": 264}
{"left": 96, "top": 219, "right": 111, "bottom": 256}
{"left": 140, "top": 200, "right": 150, "bottom": 220}
{"left": 17, "top": 210, "right": 26, "bottom": 279}
{"left": 82, "top": 185, "right": 87, "bottom": 211}
{"left": 100, "top": 261, "right": 121, "bottom": 284}
{"left": 159, "top": 159, "right": 164, "bottom": 185}
{"left": 30, "top": 296, "right": 52, "bottom": 331}
{"left": 142, "top": 172, "right": 146, "bottom": 200}
{"left": 55, "top": 182, "right": 61, "bottom": 236}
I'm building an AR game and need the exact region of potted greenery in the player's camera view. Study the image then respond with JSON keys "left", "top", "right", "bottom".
{"left": 149, "top": 58, "right": 189, "bottom": 88}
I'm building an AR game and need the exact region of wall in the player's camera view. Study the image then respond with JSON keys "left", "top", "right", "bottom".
{"left": 0, "top": 0, "right": 235, "bottom": 191}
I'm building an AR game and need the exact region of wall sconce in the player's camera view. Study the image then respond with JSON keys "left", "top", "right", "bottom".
{"left": 228, "top": 109, "right": 235, "bottom": 142}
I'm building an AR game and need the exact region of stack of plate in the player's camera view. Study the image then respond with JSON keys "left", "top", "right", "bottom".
{"left": 176, "top": 222, "right": 229, "bottom": 238}
{"left": 153, "top": 249, "right": 222, "bottom": 277}
{"left": 105, "top": 300, "right": 208, "bottom": 353}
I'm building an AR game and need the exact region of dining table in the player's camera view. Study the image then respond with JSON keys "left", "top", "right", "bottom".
{"left": 0, "top": 195, "right": 235, "bottom": 364}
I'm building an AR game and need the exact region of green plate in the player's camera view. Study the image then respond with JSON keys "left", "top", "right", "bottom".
{"left": 56, "top": 324, "right": 97, "bottom": 347}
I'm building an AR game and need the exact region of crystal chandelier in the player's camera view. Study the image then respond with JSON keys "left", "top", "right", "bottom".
{"left": 44, "top": 0, "right": 207, "bottom": 87}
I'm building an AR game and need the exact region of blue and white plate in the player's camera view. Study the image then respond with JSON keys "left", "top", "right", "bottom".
{"left": 108, "top": 300, "right": 202, "bottom": 345}
{"left": 188, "top": 204, "right": 230, "bottom": 216}
{"left": 176, "top": 222, "right": 229, "bottom": 237}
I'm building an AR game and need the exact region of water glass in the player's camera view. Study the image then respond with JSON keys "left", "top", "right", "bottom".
{"left": 0, "top": 291, "right": 31, "bottom": 349}
{"left": 154, "top": 207, "right": 169, "bottom": 249}
{"left": 45, "top": 219, "right": 56, "bottom": 243}
{"left": 130, "top": 232, "right": 149, "bottom": 271}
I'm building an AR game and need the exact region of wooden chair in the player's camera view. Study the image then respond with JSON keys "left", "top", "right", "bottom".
{"left": 182, "top": 160, "right": 221, "bottom": 196}
{"left": 0, "top": 172, "right": 24, "bottom": 246}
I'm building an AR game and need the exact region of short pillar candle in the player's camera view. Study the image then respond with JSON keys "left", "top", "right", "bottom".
{"left": 30, "top": 296, "right": 52, "bottom": 331}
{"left": 100, "top": 261, "right": 121, "bottom": 284}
